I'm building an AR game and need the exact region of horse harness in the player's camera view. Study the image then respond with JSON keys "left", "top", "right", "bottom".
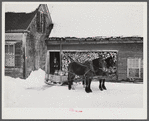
{"left": 68, "top": 61, "right": 106, "bottom": 86}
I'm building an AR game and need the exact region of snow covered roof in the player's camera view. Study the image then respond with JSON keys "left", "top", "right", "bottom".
{"left": 5, "top": 4, "right": 52, "bottom": 32}
{"left": 5, "top": 10, "right": 38, "bottom": 32}
{"left": 46, "top": 36, "right": 143, "bottom": 45}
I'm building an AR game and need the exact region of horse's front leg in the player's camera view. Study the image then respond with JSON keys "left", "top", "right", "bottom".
{"left": 102, "top": 79, "right": 107, "bottom": 90}
{"left": 99, "top": 79, "right": 103, "bottom": 91}
{"left": 88, "top": 78, "right": 92, "bottom": 92}
{"left": 85, "top": 77, "right": 92, "bottom": 93}
{"left": 82, "top": 76, "right": 86, "bottom": 88}
{"left": 68, "top": 73, "right": 73, "bottom": 90}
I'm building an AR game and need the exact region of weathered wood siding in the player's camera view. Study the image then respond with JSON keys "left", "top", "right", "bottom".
{"left": 25, "top": 11, "right": 52, "bottom": 78}
{"left": 25, "top": 33, "right": 36, "bottom": 77}
{"left": 5, "top": 41, "right": 24, "bottom": 78}
{"left": 47, "top": 43, "right": 143, "bottom": 81}
{"left": 117, "top": 43, "right": 143, "bottom": 80}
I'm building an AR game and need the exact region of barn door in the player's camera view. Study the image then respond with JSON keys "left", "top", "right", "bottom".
{"left": 46, "top": 52, "right": 61, "bottom": 82}
{"left": 49, "top": 52, "right": 60, "bottom": 74}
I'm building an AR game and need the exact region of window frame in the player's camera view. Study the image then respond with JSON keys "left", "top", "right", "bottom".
{"left": 127, "top": 58, "right": 142, "bottom": 78}
{"left": 37, "top": 11, "right": 46, "bottom": 33}
{"left": 41, "top": 12, "right": 46, "bottom": 33}
{"left": 5, "top": 43, "right": 15, "bottom": 67}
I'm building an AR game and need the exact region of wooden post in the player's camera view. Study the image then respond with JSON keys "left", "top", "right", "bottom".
{"left": 139, "top": 58, "right": 141, "bottom": 78}
{"left": 45, "top": 51, "right": 50, "bottom": 81}
{"left": 116, "top": 51, "right": 118, "bottom": 81}
{"left": 60, "top": 39, "right": 62, "bottom": 82}
{"left": 22, "top": 33, "right": 26, "bottom": 79}
{"left": 23, "top": 47, "right": 26, "bottom": 79}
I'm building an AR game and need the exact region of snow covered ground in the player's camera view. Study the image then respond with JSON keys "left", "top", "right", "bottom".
{"left": 4, "top": 69, "right": 143, "bottom": 108}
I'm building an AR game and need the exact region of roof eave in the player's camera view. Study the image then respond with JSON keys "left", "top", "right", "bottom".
{"left": 45, "top": 4, "right": 52, "bottom": 23}
{"left": 45, "top": 40, "right": 143, "bottom": 45}
{"left": 5, "top": 29, "right": 30, "bottom": 33}
{"left": 26, "top": 13, "right": 36, "bottom": 30}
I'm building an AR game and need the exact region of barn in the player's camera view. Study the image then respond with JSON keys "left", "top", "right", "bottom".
{"left": 45, "top": 36, "right": 143, "bottom": 83}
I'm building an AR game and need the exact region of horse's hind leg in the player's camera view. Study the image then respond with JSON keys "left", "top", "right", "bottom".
{"left": 99, "top": 79, "right": 103, "bottom": 91}
{"left": 102, "top": 79, "right": 107, "bottom": 90}
{"left": 68, "top": 73, "right": 74, "bottom": 90}
{"left": 68, "top": 73, "right": 72, "bottom": 90}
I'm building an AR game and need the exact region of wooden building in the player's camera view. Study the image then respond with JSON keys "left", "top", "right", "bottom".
{"left": 45, "top": 36, "right": 143, "bottom": 82}
{"left": 5, "top": 4, "right": 53, "bottom": 79}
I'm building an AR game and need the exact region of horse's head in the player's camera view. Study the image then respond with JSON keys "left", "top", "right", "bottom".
{"left": 92, "top": 57, "right": 107, "bottom": 73}
{"left": 104, "top": 55, "right": 117, "bottom": 73}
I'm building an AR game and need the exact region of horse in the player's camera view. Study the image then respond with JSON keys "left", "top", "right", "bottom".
{"left": 68, "top": 57, "right": 107, "bottom": 93}
{"left": 96, "top": 55, "right": 117, "bottom": 91}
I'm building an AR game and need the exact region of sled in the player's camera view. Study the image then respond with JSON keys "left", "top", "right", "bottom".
{"left": 44, "top": 72, "right": 68, "bottom": 86}
{"left": 44, "top": 80, "right": 63, "bottom": 86}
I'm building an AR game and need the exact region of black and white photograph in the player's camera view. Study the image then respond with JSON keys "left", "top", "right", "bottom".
{"left": 2, "top": 2, "right": 147, "bottom": 119}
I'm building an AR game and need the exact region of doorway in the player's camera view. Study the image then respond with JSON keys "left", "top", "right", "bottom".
{"left": 49, "top": 52, "right": 60, "bottom": 74}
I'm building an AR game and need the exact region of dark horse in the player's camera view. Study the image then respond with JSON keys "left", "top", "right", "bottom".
{"left": 68, "top": 57, "right": 108, "bottom": 93}
{"left": 68, "top": 56, "right": 116, "bottom": 93}
{"left": 96, "top": 55, "right": 116, "bottom": 91}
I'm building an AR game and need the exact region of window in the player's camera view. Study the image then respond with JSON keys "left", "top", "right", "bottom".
{"left": 127, "top": 58, "right": 143, "bottom": 78}
{"left": 41, "top": 13, "right": 46, "bottom": 33}
{"left": 5, "top": 42, "right": 22, "bottom": 67}
{"left": 5, "top": 44, "right": 15, "bottom": 67}
{"left": 36, "top": 11, "right": 46, "bottom": 33}
{"left": 36, "top": 12, "right": 41, "bottom": 32}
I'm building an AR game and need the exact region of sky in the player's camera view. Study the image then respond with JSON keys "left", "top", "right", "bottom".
{"left": 4, "top": 2, "right": 145, "bottom": 37}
